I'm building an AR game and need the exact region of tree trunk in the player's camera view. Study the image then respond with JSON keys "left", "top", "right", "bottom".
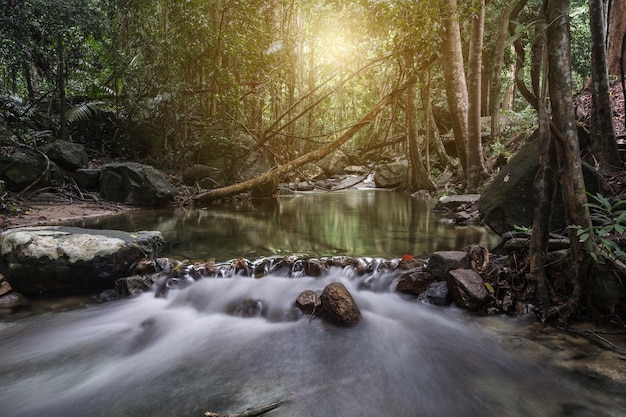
{"left": 527, "top": 3, "right": 553, "bottom": 319}
{"left": 607, "top": 0, "right": 626, "bottom": 77}
{"left": 490, "top": 0, "right": 527, "bottom": 141}
{"left": 590, "top": 0, "right": 621, "bottom": 173}
{"left": 57, "top": 34, "right": 66, "bottom": 141}
{"left": 192, "top": 78, "right": 414, "bottom": 205}
{"left": 467, "top": 0, "right": 488, "bottom": 190}
{"left": 546, "top": 0, "right": 592, "bottom": 317}
{"left": 440, "top": 0, "right": 469, "bottom": 176}
{"left": 406, "top": 81, "right": 436, "bottom": 191}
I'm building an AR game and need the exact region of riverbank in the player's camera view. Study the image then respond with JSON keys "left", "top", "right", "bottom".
{"left": 0, "top": 194, "right": 135, "bottom": 229}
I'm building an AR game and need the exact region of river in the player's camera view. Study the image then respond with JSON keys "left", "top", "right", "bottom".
{"left": 0, "top": 190, "right": 624, "bottom": 417}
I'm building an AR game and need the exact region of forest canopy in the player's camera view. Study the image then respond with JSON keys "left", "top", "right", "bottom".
{"left": 0, "top": 0, "right": 612, "bottom": 184}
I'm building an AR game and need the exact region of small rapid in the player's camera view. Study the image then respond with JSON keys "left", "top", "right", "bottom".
{"left": 0, "top": 265, "right": 611, "bottom": 417}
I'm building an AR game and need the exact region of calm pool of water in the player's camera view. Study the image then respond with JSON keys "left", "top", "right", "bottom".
{"left": 69, "top": 190, "right": 500, "bottom": 261}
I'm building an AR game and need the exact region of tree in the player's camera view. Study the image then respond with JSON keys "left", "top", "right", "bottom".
{"left": 467, "top": 0, "right": 489, "bottom": 190}
{"left": 589, "top": 0, "right": 621, "bottom": 173}
{"left": 440, "top": 0, "right": 469, "bottom": 176}
{"left": 607, "top": 0, "right": 626, "bottom": 78}
{"left": 489, "top": 0, "right": 527, "bottom": 143}
{"left": 406, "top": 79, "right": 437, "bottom": 191}
{"left": 527, "top": 0, "right": 593, "bottom": 320}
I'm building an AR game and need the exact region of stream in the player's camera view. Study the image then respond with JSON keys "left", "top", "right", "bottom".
{"left": 1, "top": 190, "right": 625, "bottom": 417}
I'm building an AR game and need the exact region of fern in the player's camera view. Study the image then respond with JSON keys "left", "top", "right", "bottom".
{"left": 66, "top": 101, "right": 107, "bottom": 123}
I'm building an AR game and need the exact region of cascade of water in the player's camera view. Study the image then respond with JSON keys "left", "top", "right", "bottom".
{"left": 0, "top": 265, "right": 615, "bottom": 417}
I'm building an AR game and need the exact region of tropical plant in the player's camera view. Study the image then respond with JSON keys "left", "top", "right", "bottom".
{"left": 570, "top": 193, "right": 626, "bottom": 264}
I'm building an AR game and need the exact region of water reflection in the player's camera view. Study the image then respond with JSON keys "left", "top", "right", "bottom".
{"left": 70, "top": 190, "right": 500, "bottom": 261}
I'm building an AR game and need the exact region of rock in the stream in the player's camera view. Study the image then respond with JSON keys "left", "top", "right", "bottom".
{"left": 433, "top": 194, "right": 481, "bottom": 212}
{"left": 0, "top": 226, "right": 165, "bottom": 295}
{"left": 395, "top": 269, "right": 436, "bottom": 295}
{"left": 446, "top": 269, "right": 489, "bottom": 311}
{"left": 374, "top": 160, "right": 408, "bottom": 188}
{"left": 115, "top": 272, "right": 166, "bottom": 297}
{"left": 0, "top": 273, "right": 26, "bottom": 308}
{"left": 319, "top": 282, "right": 361, "bottom": 326}
{"left": 417, "top": 281, "right": 452, "bottom": 306}
{"left": 425, "top": 251, "right": 471, "bottom": 280}
{"left": 296, "top": 290, "right": 319, "bottom": 315}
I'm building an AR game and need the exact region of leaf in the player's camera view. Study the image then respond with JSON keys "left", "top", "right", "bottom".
{"left": 615, "top": 210, "right": 626, "bottom": 224}
{"left": 484, "top": 282, "right": 495, "bottom": 294}
{"left": 593, "top": 193, "right": 611, "bottom": 210}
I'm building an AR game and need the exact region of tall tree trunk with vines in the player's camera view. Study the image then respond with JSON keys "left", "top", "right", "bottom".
{"left": 546, "top": 0, "right": 592, "bottom": 319}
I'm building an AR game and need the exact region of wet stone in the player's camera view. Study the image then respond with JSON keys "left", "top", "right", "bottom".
{"left": 296, "top": 290, "right": 319, "bottom": 315}
{"left": 446, "top": 269, "right": 489, "bottom": 311}
{"left": 395, "top": 269, "right": 437, "bottom": 296}
{"left": 319, "top": 282, "right": 361, "bottom": 326}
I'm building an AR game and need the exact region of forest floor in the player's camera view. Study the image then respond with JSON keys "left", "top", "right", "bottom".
{"left": 1, "top": 82, "right": 625, "bottom": 230}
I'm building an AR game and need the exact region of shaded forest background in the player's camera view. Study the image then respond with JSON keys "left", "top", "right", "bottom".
{"left": 1, "top": 0, "right": 622, "bottom": 191}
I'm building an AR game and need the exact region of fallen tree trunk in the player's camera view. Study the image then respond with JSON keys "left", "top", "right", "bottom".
{"left": 192, "top": 78, "right": 414, "bottom": 205}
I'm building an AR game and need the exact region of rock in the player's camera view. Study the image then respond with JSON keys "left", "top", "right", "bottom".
{"left": 397, "top": 255, "right": 422, "bottom": 269}
{"left": 344, "top": 165, "right": 369, "bottom": 174}
{"left": 417, "top": 281, "right": 452, "bottom": 306}
{"left": 298, "top": 163, "right": 326, "bottom": 181}
{"left": 446, "top": 269, "right": 489, "bottom": 311}
{"left": 478, "top": 134, "right": 605, "bottom": 235}
{"left": 374, "top": 160, "right": 408, "bottom": 188}
{"left": 40, "top": 140, "right": 88, "bottom": 172}
{"left": 229, "top": 298, "right": 263, "bottom": 317}
{"left": 0, "top": 291, "right": 27, "bottom": 308}
{"left": 318, "top": 150, "right": 349, "bottom": 176}
{"left": 73, "top": 168, "right": 100, "bottom": 191}
{"left": 115, "top": 272, "right": 164, "bottom": 297}
{"left": 426, "top": 251, "right": 471, "bottom": 280}
{"left": 99, "top": 162, "right": 178, "bottom": 207}
{"left": 319, "top": 282, "right": 361, "bottom": 326}
{"left": 304, "top": 258, "right": 328, "bottom": 276}
{"left": 395, "top": 269, "right": 436, "bottom": 295}
{"left": 0, "top": 226, "right": 165, "bottom": 295}
{"left": 0, "top": 275, "right": 12, "bottom": 296}
{"left": 0, "top": 147, "right": 50, "bottom": 191}
{"left": 434, "top": 194, "right": 481, "bottom": 212}
{"left": 296, "top": 290, "right": 319, "bottom": 314}
{"left": 182, "top": 164, "right": 218, "bottom": 186}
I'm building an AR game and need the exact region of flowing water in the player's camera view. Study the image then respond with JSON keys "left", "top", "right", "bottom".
{"left": 1, "top": 190, "right": 625, "bottom": 417}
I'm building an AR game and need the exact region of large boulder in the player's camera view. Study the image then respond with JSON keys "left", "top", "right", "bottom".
{"left": 318, "top": 150, "right": 350, "bottom": 176}
{"left": 319, "top": 282, "right": 361, "bottom": 326}
{"left": 99, "top": 162, "right": 178, "bottom": 207}
{"left": 40, "top": 140, "right": 88, "bottom": 172}
{"left": 0, "top": 226, "right": 164, "bottom": 295}
{"left": 0, "top": 147, "right": 50, "bottom": 191}
{"left": 374, "top": 160, "right": 408, "bottom": 188}
{"left": 478, "top": 135, "right": 605, "bottom": 235}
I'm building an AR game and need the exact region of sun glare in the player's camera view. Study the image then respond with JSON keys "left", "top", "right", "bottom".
{"left": 312, "top": 22, "right": 358, "bottom": 67}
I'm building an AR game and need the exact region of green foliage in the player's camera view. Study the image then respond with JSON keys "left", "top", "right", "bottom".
{"left": 570, "top": 193, "right": 626, "bottom": 265}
